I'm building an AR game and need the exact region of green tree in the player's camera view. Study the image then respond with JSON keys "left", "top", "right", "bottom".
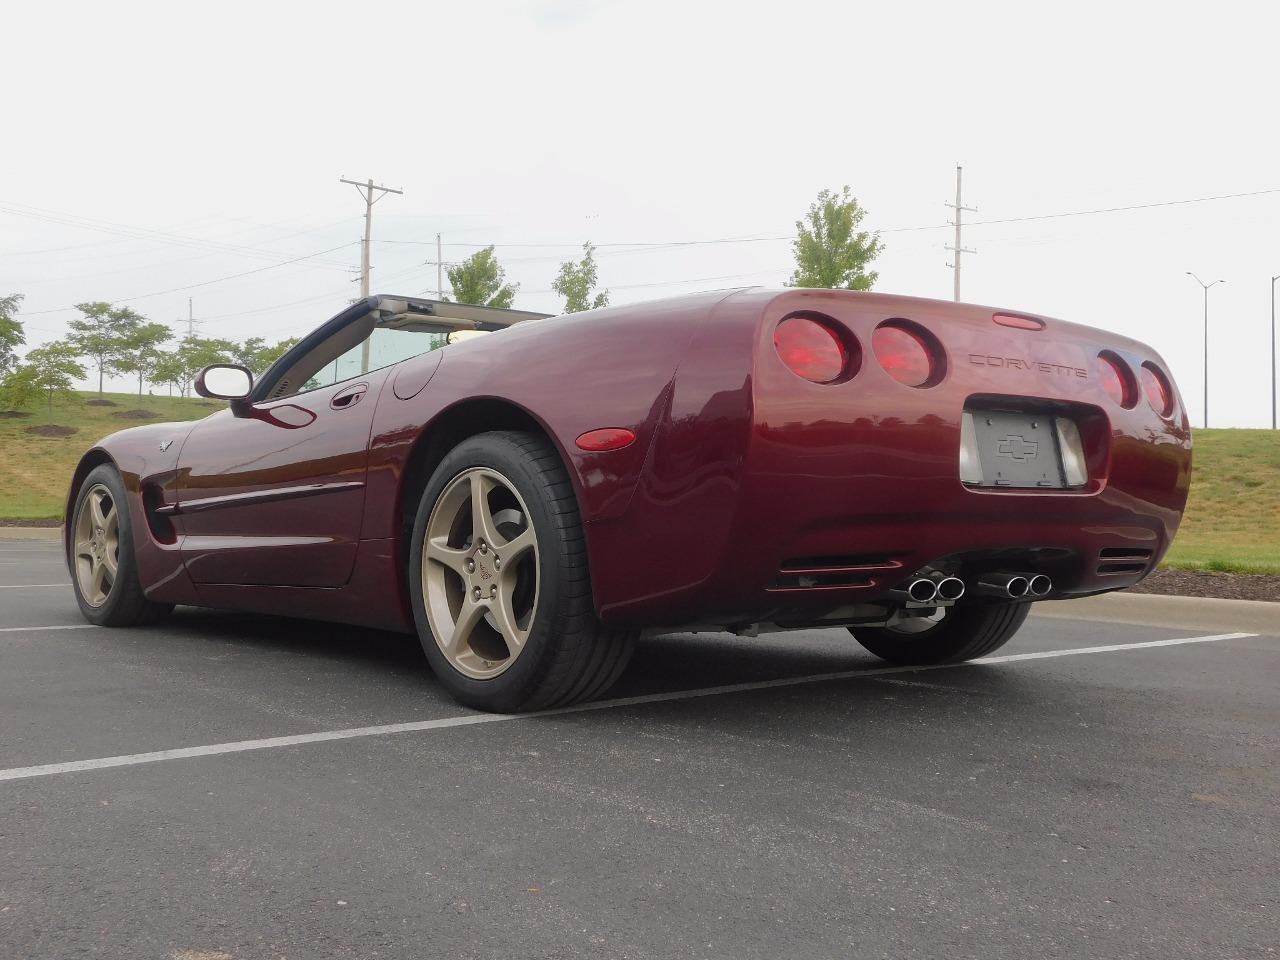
{"left": 154, "top": 335, "right": 237, "bottom": 397}
{"left": 233, "top": 336, "right": 299, "bottom": 375}
{"left": 789, "top": 186, "right": 883, "bottom": 290}
{"left": 0, "top": 293, "right": 25, "bottom": 375}
{"left": 0, "top": 342, "right": 86, "bottom": 421}
{"left": 114, "top": 322, "right": 173, "bottom": 396}
{"left": 67, "top": 302, "right": 145, "bottom": 395}
{"left": 552, "top": 242, "right": 609, "bottom": 313}
{"left": 446, "top": 246, "right": 519, "bottom": 308}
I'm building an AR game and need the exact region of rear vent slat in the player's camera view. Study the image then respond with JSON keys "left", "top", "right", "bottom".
{"left": 769, "top": 554, "right": 903, "bottom": 592}
{"left": 1096, "top": 547, "right": 1153, "bottom": 576}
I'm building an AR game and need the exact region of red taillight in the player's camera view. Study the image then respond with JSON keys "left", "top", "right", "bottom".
{"left": 1140, "top": 363, "right": 1174, "bottom": 417}
{"left": 1097, "top": 351, "right": 1137, "bottom": 407}
{"left": 576, "top": 427, "right": 636, "bottom": 452}
{"left": 773, "top": 315, "right": 849, "bottom": 384}
{"left": 872, "top": 321, "right": 941, "bottom": 387}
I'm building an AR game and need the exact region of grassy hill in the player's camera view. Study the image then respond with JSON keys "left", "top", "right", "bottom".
{"left": 0, "top": 391, "right": 215, "bottom": 520}
{"left": 2, "top": 392, "right": 1277, "bottom": 574}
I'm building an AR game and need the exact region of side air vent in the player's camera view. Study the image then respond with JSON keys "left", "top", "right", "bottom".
{"left": 1096, "top": 547, "right": 1153, "bottom": 575}
{"left": 769, "top": 554, "right": 904, "bottom": 592}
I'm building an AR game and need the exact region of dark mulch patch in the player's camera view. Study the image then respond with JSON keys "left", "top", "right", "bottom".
{"left": 1127, "top": 568, "right": 1280, "bottom": 603}
{"left": 113, "top": 409, "right": 159, "bottom": 420}
{"left": 85, "top": 398, "right": 119, "bottom": 407}
{"left": 0, "top": 410, "right": 32, "bottom": 419}
{"left": 0, "top": 518, "right": 61, "bottom": 527}
{"left": 23, "top": 424, "right": 78, "bottom": 438}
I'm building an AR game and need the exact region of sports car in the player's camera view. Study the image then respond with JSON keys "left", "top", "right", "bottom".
{"left": 65, "top": 289, "right": 1191, "bottom": 711}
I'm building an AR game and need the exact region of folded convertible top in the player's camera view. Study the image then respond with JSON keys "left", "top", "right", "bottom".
{"left": 373, "top": 295, "right": 551, "bottom": 332}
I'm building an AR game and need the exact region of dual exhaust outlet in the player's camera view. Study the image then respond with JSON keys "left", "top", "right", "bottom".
{"left": 975, "top": 572, "right": 1053, "bottom": 600}
{"left": 893, "top": 572, "right": 1053, "bottom": 606}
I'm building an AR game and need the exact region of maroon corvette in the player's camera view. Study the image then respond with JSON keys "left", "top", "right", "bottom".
{"left": 65, "top": 289, "right": 1191, "bottom": 711}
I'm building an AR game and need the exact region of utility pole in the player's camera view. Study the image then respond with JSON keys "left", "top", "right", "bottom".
{"left": 435, "top": 234, "right": 445, "bottom": 300}
{"left": 945, "top": 164, "right": 977, "bottom": 302}
{"left": 1186, "top": 272, "right": 1224, "bottom": 429}
{"left": 340, "top": 176, "right": 403, "bottom": 371}
{"left": 187, "top": 298, "right": 197, "bottom": 337}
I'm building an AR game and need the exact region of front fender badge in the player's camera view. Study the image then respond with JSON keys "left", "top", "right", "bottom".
{"left": 158, "top": 439, "right": 174, "bottom": 453}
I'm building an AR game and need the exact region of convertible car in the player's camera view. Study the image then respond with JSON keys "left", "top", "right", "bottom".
{"left": 65, "top": 289, "right": 1191, "bottom": 711}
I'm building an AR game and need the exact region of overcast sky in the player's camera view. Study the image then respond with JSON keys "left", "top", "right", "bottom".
{"left": 3, "top": 0, "right": 1278, "bottom": 427}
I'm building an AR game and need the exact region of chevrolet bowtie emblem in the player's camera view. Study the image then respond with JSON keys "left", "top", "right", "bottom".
{"left": 158, "top": 439, "right": 174, "bottom": 453}
{"left": 997, "top": 434, "right": 1038, "bottom": 461}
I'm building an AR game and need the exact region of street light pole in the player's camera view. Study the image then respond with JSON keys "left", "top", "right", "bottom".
{"left": 1271, "top": 274, "right": 1279, "bottom": 430}
{"left": 1186, "top": 272, "right": 1224, "bottom": 429}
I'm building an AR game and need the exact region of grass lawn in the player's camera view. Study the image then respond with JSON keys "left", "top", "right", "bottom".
{"left": 1161, "top": 428, "right": 1280, "bottom": 575}
{"left": 1, "top": 393, "right": 1277, "bottom": 575}
{"left": 0, "top": 391, "right": 215, "bottom": 520}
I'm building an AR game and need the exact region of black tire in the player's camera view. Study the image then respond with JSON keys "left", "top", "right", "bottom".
{"left": 68, "top": 464, "right": 173, "bottom": 626}
{"left": 408, "top": 431, "right": 635, "bottom": 712}
{"left": 849, "top": 602, "right": 1031, "bottom": 665}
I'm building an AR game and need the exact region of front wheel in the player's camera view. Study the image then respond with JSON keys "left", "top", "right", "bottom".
{"left": 69, "top": 464, "right": 173, "bottom": 626}
{"left": 849, "top": 602, "right": 1031, "bottom": 665}
{"left": 408, "top": 431, "right": 635, "bottom": 712}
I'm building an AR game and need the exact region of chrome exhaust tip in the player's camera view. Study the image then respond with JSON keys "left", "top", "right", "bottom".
{"left": 936, "top": 576, "right": 966, "bottom": 602}
{"left": 1027, "top": 574, "right": 1053, "bottom": 597}
{"left": 891, "top": 577, "right": 940, "bottom": 605}
{"left": 976, "top": 574, "right": 1030, "bottom": 599}
{"left": 907, "top": 577, "right": 939, "bottom": 604}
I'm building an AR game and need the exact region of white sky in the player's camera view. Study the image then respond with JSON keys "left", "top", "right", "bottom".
{"left": 3, "top": 0, "right": 1277, "bottom": 427}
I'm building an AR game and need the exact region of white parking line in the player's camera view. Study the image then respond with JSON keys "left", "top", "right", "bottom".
{"left": 0, "top": 584, "right": 67, "bottom": 589}
{"left": 0, "top": 624, "right": 96, "bottom": 634}
{"left": 0, "top": 632, "right": 1254, "bottom": 783}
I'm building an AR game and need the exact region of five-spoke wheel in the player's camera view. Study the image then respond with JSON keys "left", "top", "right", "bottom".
{"left": 408, "top": 431, "right": 635, "bottom": 712}
{"left": 421, "top": 467, "right": 540, "bottom": 679}
{"left": 73, "top": 483, "right": 119, "bottom": 607}
{"left": 68, "top": 464, "right": 172, "bottom": 626}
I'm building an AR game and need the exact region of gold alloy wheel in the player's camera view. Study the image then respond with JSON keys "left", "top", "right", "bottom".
{"left": 73, "top": 483, "right": 120, "bottom": 608}
{"left": 421, "top": 467, "right": 540, "bottom": 680}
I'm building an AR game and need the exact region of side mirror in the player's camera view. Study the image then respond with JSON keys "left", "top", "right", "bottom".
{"left": 195, "top": 364, "right": 253, "bottom": 401}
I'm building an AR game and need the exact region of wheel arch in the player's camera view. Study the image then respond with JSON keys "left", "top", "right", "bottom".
{"left": 63, "top": 448, "right": 117, "bottom": 562}
{"left": 396, "top": 397, "right": 586, "bottom": 584}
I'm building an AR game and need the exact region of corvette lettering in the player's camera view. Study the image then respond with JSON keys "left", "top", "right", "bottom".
{"left": 969, "top": 354, "right": 1087, "bottom": 379}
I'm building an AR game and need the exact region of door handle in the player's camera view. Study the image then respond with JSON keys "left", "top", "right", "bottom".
{"left": 330, "top": 383, "right": 368, "bottom": 410}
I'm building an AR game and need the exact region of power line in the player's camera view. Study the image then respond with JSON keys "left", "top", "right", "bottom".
{"left": 21, "top": 241, "right": 360, "bottom": 316}
{"left": 370, "top": 185, "right": 1280, "bottom": 251}
{"left": 0, "top": 201, "right": 355, "bottom": 268}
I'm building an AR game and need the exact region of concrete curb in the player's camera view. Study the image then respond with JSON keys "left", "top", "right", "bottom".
{"left": 1033, "top": 592, "right": 1278, "bottom": 636}
{"left": 0, "top": 526, "right": 62, "bottom": 541}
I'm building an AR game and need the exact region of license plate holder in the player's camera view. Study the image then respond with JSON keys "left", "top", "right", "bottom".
{"left": 965, "top": 409, "right": 1066, "bottom": 488}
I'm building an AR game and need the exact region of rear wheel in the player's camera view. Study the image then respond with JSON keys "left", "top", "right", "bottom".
{"left": 69, "top": 464, "right": 173, "bottom": 626}
{"left": 408, "top": 431, "right": 635, "bottom": 712}
{"left": 849, "top": 602, "right": 1030, "bottom": 665}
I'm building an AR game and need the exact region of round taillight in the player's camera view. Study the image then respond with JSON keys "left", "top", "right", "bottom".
{"left": 1140, "top": 363, "right": 1174, "bottom": 417}
{"left": 1097, "top": 351, "right": 1137, "bottom": 408}
{"left": 773, "top": 315, "right": 850, "bottom": 384}
{"left": 872, "top": 320, "right": 942, "bottom": 387}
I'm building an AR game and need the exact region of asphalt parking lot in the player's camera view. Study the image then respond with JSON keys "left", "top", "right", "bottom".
{"left": 0, "top": 538, "right": 1276, "bottom": 960}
